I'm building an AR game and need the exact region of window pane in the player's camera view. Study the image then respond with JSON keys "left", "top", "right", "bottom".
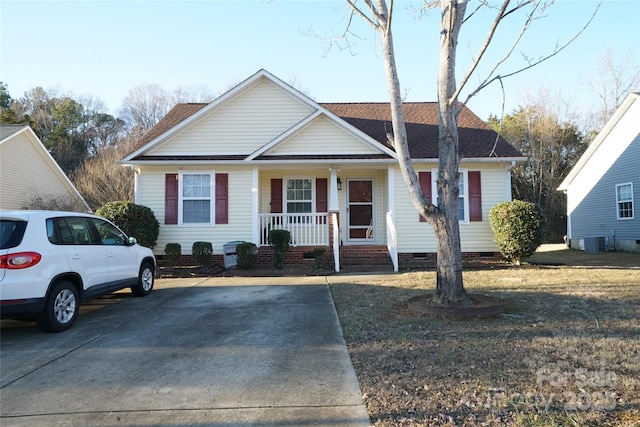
{"left": 287, "top": 202, "right": 312, "bottom": 213}
{"left": 184, "top": 200, "right": 210, "bottom": 223}
{"left": 619, "top": 201, "right": 633, "bottom": 218}
{"left": 349, "top": 205, "right": 372, "bottom": 226}
{"left": 617, "top": 184, "right": 632, "bottom": 201}
{"left": 183, "top": 174, "right": 210, "bottom": 198}
{"left": 93, "top": 219, "right": 126, "bottom": 245}
{"left": 286, "top": 179, "right": 312, "bottom": 213}
{"left": 458, "top": 198, "right": 465, "bottom": 221}
{"left": 348, "top": 181, "right": 372, "bottom": 203}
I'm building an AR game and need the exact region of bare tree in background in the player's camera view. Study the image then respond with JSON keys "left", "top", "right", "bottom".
{"left": 586, "top": 48, "right": 640, "bottom": 132}
{"left": 119, "top": 84, "right": 216, "bottom": 138}
{"left": 488, "top": 88, "right": 586, "bottom": 241}
{"left": 71, "top": 139, "right": 136, "bottom": 211}
{"left": 345, "top": 0, "right": 597, "bottom": 304}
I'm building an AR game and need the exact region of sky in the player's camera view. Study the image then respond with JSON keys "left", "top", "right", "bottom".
{"left": 1, "top": 0, "right": 639, "bottom": 122}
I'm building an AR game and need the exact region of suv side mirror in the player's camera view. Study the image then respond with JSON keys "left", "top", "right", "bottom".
{"left": 127, "top": 236, "right": 138, "bottom": 246}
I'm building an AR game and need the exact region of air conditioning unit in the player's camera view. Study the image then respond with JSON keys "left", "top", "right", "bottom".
{"left": 584, "top": 236, "right": 607, "bottom": 253}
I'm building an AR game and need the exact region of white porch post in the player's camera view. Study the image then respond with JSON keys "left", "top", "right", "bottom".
{"left": 329, "top": 167, "right": 340, "bottom": 272}
{"left": 329, "top": 167, "right": 340, "bottom": 211}
{"left": 387, "top": 166, "right": 398, "bottom": 272}
{"left": 251, "top": 167, "right": 259, "bottom": 245}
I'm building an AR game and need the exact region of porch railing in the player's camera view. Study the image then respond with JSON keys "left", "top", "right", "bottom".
{"left": 259, "top": 213, "right": 329, "bottom": 246}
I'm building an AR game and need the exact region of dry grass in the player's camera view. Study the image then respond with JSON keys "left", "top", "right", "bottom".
{"left": 330, "top": 247, "right": 640, "bottom": 426}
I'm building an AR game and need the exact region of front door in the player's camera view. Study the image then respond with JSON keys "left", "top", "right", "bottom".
{"left": 347, "top": 179, "right": 374, "bottom": 241}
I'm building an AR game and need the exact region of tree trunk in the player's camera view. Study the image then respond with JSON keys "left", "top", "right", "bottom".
{"left": 376, "top": 0, "right": 470, "bottom": 305}
{"left": 431, "top": 0, "right": 469, "bottom": 305}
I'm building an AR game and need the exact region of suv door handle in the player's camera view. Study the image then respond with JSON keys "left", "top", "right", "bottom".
{"left": 107, "top": 251, "right": 115, "bottom": 257}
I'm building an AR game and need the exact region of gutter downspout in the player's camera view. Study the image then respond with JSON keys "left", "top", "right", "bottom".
{"left": 504, "top": 161, "right": 516, "bottom": 201}
{"left": 132, "top": 165, "right": 140, "bottom": 205}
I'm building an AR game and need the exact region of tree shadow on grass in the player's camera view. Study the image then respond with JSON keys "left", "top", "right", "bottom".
{"left": 329, "top": 281, "right": 640, "bottom": 426}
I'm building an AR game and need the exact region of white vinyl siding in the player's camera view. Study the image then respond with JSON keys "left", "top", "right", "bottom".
{"left": 0, "top": 130, "right": 84, "bottom": 210}
{"left": 137, "top": 166, "right": 254, "bottom": 256}
{"left": 271, "top": 116, "right": 381, "bottom": 155}
{"left": 393, "top": 164, "right": 506, "bottom": 252}
{"left": 148, "top": 79, "right": 313, "bottom": 156}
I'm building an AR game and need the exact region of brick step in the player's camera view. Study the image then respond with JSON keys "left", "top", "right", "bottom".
{"left": 339, "top": 251, "right": 394, "bottom": 272}
{"left": 340, "top": 263, "right": 395, "bottom": 273}
{"left": 339, "top": 256, "right": 392, "bottom": 265}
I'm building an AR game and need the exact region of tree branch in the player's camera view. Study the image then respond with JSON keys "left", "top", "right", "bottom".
{"left": 452, "top": 0, "right": 536, "bottom": 106}
{"left": 463, "top": 1, "right": 601, "bottom": 105}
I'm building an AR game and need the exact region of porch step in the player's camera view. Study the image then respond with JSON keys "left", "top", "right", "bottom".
{"left": 340, "top": 263, "right": 395, "bottom": 273}
{"left": 338, "top": 246, "right": 395, "bottom": 272}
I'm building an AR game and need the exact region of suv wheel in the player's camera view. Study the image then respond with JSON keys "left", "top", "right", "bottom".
{"left": 36, "top": 281, "right": 79, "bottom": 333}
{"left": 131, "top": 262, "right": 154, "bottom": 297}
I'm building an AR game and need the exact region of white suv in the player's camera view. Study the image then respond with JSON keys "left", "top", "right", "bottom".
{"left": 0, "top": 211, "right": 156, "bottom": 332}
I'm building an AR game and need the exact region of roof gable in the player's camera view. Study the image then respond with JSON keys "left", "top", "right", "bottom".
{"left": 123, "top": 70, "right": 395, "bottom": 163}
{"left": 0, "top": 125, "right": 90, "bottom": 211}
{"left": 122, "top": 70, "right": 522, "bottom": 164}
{"left": 558, "top": 92, "right": 640, "bottom": 191}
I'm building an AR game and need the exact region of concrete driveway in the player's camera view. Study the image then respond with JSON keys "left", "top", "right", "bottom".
{"left": 0, "top": 277, "right": 371, "bottom": 426}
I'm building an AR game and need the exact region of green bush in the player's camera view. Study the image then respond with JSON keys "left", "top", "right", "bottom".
{"left": 236, "top": 242, "right": 258, "bottom": 270}
{"left": 164, "top": 243, "right": 181, "bottom": 268}
{"left": 313, "top": 247, "right": 327, "bottom": 270}
{"left": 96, "top": 201, "right": 159, "bottom": 248}
{"left": 192, "top": 241, "right": 213, "bottom": 268}
{"left": 489, "top": 200, "right": 546, "bottom": 265}
{"left": 268, "top": 229, "right": 290, "bottom": 269}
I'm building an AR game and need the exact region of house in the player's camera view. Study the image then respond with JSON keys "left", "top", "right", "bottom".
{"left": 121, "top": 70, "right": 525, "bottom": 271}
{"left": 0, "top": 125, "right": 90, "bottom": 212}
{"left": 558, "top": 92, "right": 640, "bottom": 253}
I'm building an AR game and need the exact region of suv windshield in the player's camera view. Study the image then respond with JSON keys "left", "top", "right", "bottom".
{"left": 0, "top": 220, "right": 28, "bottom": 249}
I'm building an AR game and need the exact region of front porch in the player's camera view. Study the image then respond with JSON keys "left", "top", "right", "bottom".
{"left": 257, "top": 211, "right": 399, "bottom": 272}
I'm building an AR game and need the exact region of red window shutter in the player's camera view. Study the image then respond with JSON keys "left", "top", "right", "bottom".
{"left": 418, "top": 171, "right": 432, "bottom": 222}
{"left": 271, "top": 179, "right": 282, "bottom": 213}
{"left": 165, "top": 173, "right": 178, "bottom": 225}
{"left": 316, "top": 178, "right": 328, "bottom": 213}
{"left": 215, "top": 173, "right": 228, "bottom": 224}
{"left": 469, "top": 171, "right": 482, "bottom": 221}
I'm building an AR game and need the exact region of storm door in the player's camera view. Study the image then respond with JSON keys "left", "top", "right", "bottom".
{"left": 347, "top": 179, "right": 374, "bottom": 241}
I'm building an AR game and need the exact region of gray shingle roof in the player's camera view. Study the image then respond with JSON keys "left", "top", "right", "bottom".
{"left": 127, "top": 101, "right": 522, "bottom": 161}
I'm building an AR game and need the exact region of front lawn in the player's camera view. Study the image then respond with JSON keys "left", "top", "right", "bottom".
{"left": 330, "top": 249, "right": 640, "bottom": 426}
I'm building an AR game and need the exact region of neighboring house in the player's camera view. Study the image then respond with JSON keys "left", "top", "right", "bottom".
{"left": 558, "top": 92, "right": 640, "bottom": 253}
{"left": 0, "top": 125, "right": 90, "bottom": 212}
{"left": 121, "top": 70, "right": 525, "bottom": 271}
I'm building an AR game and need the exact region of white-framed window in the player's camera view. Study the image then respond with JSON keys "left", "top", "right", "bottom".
{"left": 285, "top": 177, "right": 314, "bottom": 223}
{"left": 431, "top": 169, "right": 469, "bottom": 223}
{"left": 179, "top": 172, "right": 214, "bottom": 225}
{"left": 616, "top": 183, "right": 634, "bottom": 220}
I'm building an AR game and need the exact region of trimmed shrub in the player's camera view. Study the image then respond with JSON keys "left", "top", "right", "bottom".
{"left": 96, "top": 201, "right": 159, "bottom": 248}
{"left": 313, "top": 247, "right": 327, "bottom": 270}
{"left": 192, "top": 241, "right": 213, "bottom": 268}
{"left": 489, "top": 200, "right": 546, "bottom": 265}
{"left": 164, "top": 243, "right": 181, "bottom": 268}
{"left": 236, "top": 242, "right": 258, "bottom": 270}
{"left": 268, "top": 229, "right": 290, "bottom": 269}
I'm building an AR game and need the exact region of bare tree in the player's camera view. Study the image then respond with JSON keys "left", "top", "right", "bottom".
{"left": 586, "top": 48, "right": 640, "bottom": 131}
{"left": 119, "top": 84, "right": 216, "bottom": 138}
{"left": 345, "top": 0, "right": 597, "bottom": 304}
{"left": 71, "top": 140, "right": 136, "bottom": 211}
{"left": 489, "top": 88, "right": 587, "bottom": 241}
